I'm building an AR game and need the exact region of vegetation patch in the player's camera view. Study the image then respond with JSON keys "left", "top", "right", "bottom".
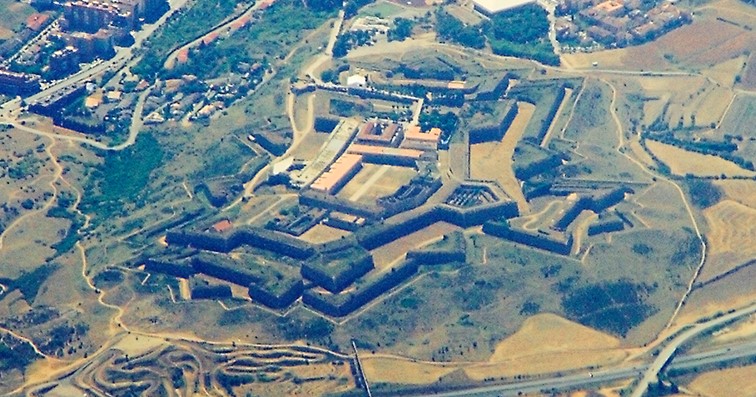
{"left": 685, "top": 179, "right": 723, "bottom": 209}
{"left": 132, "top": 0, "right": 254, "bottom": 78}
{"left": 81, "top": 133, "right": 163, "bottom": 219}
{"left": 561, "top": 280, "right": 656, "bottom": 337}
{"left": 0, "top": 264, "right": 59, "bottom": 303}
{"left": 484, "top": 5, "right": 558, "bottom": 66}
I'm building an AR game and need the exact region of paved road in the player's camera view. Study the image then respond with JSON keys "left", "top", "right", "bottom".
{"left": 1, "top": 0, "right": 188, "bottom": 112}
{"left": 163, "top": 0, "right": 274, "bottom": 69}
{"left": 419, "top": 336, "right": 756, "bottom": 397}
{"left": 630, "top": 302, "right": 756, "bottom": 397}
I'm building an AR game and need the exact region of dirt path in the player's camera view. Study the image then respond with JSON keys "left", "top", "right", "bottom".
{"left": 603, "top": 79, "right": 708, "bottom": 333}
{"left": 163, "top": 1, "right": 268, "bottom": 69}
{"left": 0, "top": 137, "right": 61, "bottom": 252}
{"left": 541, "top": 87, "right": 572, "bottom": 147}
{"left": 1, "top": 83, "right": 153, "bottom": 152}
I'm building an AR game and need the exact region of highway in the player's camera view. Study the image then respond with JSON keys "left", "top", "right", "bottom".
{"left": 630, "top": 302, "right": 756, "bottom": 397}
{"left": 418, "top": 337, "right": 756, "bottom": 397}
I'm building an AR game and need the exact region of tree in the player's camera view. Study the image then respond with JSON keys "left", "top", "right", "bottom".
{"left": 388, "top": 18, "right": 414, "bottom": 41}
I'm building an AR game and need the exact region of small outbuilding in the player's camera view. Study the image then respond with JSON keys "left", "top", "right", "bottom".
{"left": 347, "top": 74, "right": 367, "bottom": 88}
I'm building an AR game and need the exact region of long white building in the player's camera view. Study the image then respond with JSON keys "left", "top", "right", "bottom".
{"left": 473, "top": 0, "right": 537, "bottom": 16}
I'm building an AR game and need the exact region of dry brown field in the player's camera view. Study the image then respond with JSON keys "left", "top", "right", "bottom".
{"left": 292, "top": 92, "right": 316, "bottom": 133}
{"left": 0, "top": 27, "right": 13, "bottom": 40}
{"left": 684, "top": 86, "right": 733, "bottom": 128}
{"left": 740, "top": 53, "right": 756, "bottom": 91}
{"left": 702, "top": 200, "right": 756, "bottom": 257}
{"left": 634, "top": 75, "right": 706, "bottom": 127}
{"left": 715, "top": 179, "right": 756, "bottom": 209}
{"left": 446, "top": 4, "right": 483, "bottom": 25}
{"left": 712, "top": 313, "right": 756, "bottom": 344}
{"left": 487, "top": 313, "right": 622, "bottom": 361}
{"left": 688, "top": 365, "right": 756, "bottom": 397}
{"left": 645, "top": 139, "right": 756, "bottom": 177}
{"left": 648, "top": 14, "right": 753, "bottom": 67}
{"left": 561, "top": 46, "right": 672, "bottom": 71}
{"left": 677, "top": 265, "right": 756, "bottom": 326}
{"left": 360, "top": 313, "right": 629, "bottom": 384}
{"left": 370, "top": 221, "right": 459, "bottom": 270}
{"left": 469, "top": 102, "right": 535, "bottom": 212}
{"left": 702, "top": 55, "right": 748, "bottom": 88}
{"left": 289, "top": 129, "right": 328, "bottom": 161}
{"left": 464, "top": 314, "right": 628, "bottom": 379}
{"left": 299, "top": 223, "right": 351, "bottom": 243}
{"left": 337, "top": 163, "right": 416, "bottom": 203}
{"left": 698, "top": 200, "right": 756, "bottom": 281}
{"left": 361, "top": 357, "right": 461, "bottom": 384}
{"left": 627, "top": 139, "right": 655, "bottom": 168}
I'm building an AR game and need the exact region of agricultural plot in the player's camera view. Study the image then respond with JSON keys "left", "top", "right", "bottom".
{"left": 687, "top": 364, "right": 756, "bottom": 397}
{"left": 715, "top": 179, "right": 756, "bottom": 209}
{"left": 699, "top": 201, "right": 756, "bottom": 282}
{"left": 646, "top": 18, "right": 752, "bottom": 67}
{"left": 718, "top": 95, "right": 756, "bottom": 159}
{"left": 678, "top": 265, "right": 756, "bottom": 326}
{"left": 646, "top": 139, "right": 756, "bottom": 177}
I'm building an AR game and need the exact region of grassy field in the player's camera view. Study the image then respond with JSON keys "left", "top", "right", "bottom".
{"left": 646, "top": 139, "right": 756, "bottom": 177}
{"left": 563, "top": 79, "right": 613, "bottom": 145}
{"left": 358, "top": 0, "right": 406, "bottom": 18}
{"left": 740, "top": 53, "right": 756, "bottom": 90}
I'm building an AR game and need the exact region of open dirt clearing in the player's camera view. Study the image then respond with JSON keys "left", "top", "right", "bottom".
{"left": 645, "top": 140, "right": 756, "bottom": 177}
{"left": 337, "top": 164, "right": 416, "bottom": 203}
{"left": 488, "top": 313, "right": 622, "bottom": 361}
{"left": 299, "top": 223, "right": 351, "bottom": 243}
{"left": 463, "top": 313, "right": 628, "bottom": 379}
{"left": 688, "top": 365, "right": 756, "bottom": 397}
{"left": 360, "top": 357, "right": 460, "bottom": 384}
{"left": 371, "top": 221, "right": 460, "bottom": 270}
{"left": 469, "top": 102, "right": 535, "bottom": 212}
